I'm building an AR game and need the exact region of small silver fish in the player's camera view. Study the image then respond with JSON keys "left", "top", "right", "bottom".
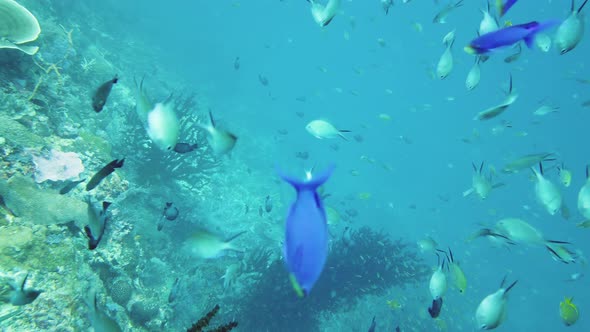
{"left": 433, "top": 0, "right": 464, "bottom": 24}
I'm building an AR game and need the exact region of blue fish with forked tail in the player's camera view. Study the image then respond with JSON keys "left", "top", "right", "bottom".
{"left": 278, "top": 165, "right": 334, "bottom": 297}
{"left": 465, "top": 20, "right": 561, "bottom": 55}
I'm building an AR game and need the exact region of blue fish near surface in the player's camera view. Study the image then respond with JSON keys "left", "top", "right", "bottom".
{"left": 465, "top": 20, "right": 561, "bottom": 55}
{"left": 278, "top": 165, "right": 334, "bottom": 297}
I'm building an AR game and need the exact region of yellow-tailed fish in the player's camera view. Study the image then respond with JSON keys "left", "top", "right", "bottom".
{"left": 308, "top": 0, "right": 341, "bottom": 27}
{"left": 417, "top": 236, "right": 438, "bottom": 253}
{"left": 577, "top": 165, "right": 590, "bottom": 219}
{"left": 474, "top": 74, "right": 518, "bottom": 121}
{"left": 532, "top": 163, "right": 563, "bottom": 216}
{"left": 546, "top": 242, "right": 578, "bottom": 264}
{"left": 325, "top": 206, "right": 341, "bottom": 225}
{"left": 440, "top": 248, "right": 467, "bottom": 293}
{"left": 429, "top": 253, "right": 447, "bottom": 300}
{"left": 555, "top": 0, "right": 588, "bottom": 55}
{"left": 381, "top": 0, "right": 393, "bottom": 15}
{"left": 534, "top": 33, "right": 552, "bottom": 52}
{"left": 463, "top": 161, "right": 504, "bottom": 200}
{"left": 147, "top": 97, "right": 179, "bottom": 151}
{"left": 479, "top": 1, "right": 499, "bottom": 35}
{"left": 557, "top": 163, "right": 572, "bottom": 187}
{"left": 465, "top": 58, "right": 481, "bottom": 91}
{"left": 502, "top": 152, "right": 555, "bottom": 174}
{"left": 433, "top": 0, "right": 464, "bottom": 24}
{"left": 186, "top": 230, "right": 246, "bottom": 259}
{"left": 198, "top": 111, "right": 237, "bottom": 155}
{"left": 386, "top": 299, "right": 403, "bottom": 310}
{"left": 560, "top": 297, "right": 579, "bottom": 326}
{"left": 494, "top": 217, "right": 545, "bottom": 245}
{"left": 306, "top": 119, "right": 350, "bottom": 140}
{"left": 358, "top": 192, "right": 372, "bottom": 200}
{"left": 436, "top": 30, "right": 455, "bottom": 79}
{"left": 503, "top": 43, "right": 522, "bottom": 63}
{"left": 475, "top": 277, "right": 518, "bottom": 330}
{"left": 533, "top": 104, "right": 559, "bottom": 116}
{"left": 134, "top": 77, "right": 152, "bottom": 125}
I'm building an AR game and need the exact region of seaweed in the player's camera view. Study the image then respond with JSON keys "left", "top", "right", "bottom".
{"left": 235, "top": 227, "right": 430, "bottom": 331}
{"left": 187, "top": 304, "right": 238, "bottom": 332}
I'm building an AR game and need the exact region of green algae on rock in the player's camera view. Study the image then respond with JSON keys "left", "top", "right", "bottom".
{"left": 0, "top": 174, "right": 87, "bottom": 226}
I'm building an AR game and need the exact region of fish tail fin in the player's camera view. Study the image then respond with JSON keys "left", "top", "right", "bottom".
{"left": 278, "top": 165, "right": 335, "bottom": 192}
{"left": 524, "top": 20, "right": 562, "bottom": 48}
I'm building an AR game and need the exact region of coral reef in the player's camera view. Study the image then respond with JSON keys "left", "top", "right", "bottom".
{"left": 108, "top": 278, "right": 133, "bottom": 308}
{"left": 0, "top": 174, "right": 87, "bottom": 226}
{"left": 187, "top": 304, "right": 238, "bottom": 332}
{"left": 235, "top": 227, "right": 430, "bottom": 331}
{"left": 130, "top": 300, "right": 160, "bottom": 326}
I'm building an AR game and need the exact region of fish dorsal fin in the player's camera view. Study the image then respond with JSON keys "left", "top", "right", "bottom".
{"left": 225, "top": 230, "right": 247, "bottom": 244}
{"left": 539, "top": 162, "right": 544, "bottom": 175}
{"left": 102, "top": 201, "right": 112, "bottom": 212}
{"left": 508, "top": 73, "right": 513, "bottom": 94}
{"left": 21, "top": 273, "right": 29, "bottom": 290}
{"left": 504, "top": 280, "right": 518, "bottom": 295}
{"left": 208, "top": 110, "right": 216, "bottom": 128}
{"left": 586, "top": 164, "right": 589, "bottom": 179}
{"left": 578, "top": 0, "right": 589, "bottom": 13}
{"left": 480, "top": 161, "right": 485, "bottom": 174}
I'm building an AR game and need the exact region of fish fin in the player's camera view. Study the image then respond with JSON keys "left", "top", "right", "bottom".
{"left": 546, "top": 239, "right": 571, "bottom": 244}
{"left": 21, "top": 273, "right": 29, "bottom": 290}
{"left": 102, "top": 201, "right": 112, "bottom": 212}
{"left": 492, "top": 182, "right": 505, "bottom": 189}
{"left": 114, "top": 159, "right": 125, "bottom": 168}
{"left": 578, "top": 0, "right": 589, "bottom": 13}
{"left": 504, "top": 279, "right": 518, "bottom": 294}
{"left": 225, "top": 230, "right": 247, "bottom": 243}
{"left": 462, "top": 188, "right": 474, "bottom": 197}
{"left": 112, "top": 75, "right": 119, "bottom": 84}
{"left": 277, "top": 165, "right": 335, "bottom": 192}
{"left": 208, "top": 110, "right": 216, "bottom": 128}
{"left": 523, "top": 35, "right": 535, "bottom": 49}
{"left": 586, "top": 164, "right": 589, "bottom": 179}
{"left": 289, "top": 274, "right": 305, "bottom": 297}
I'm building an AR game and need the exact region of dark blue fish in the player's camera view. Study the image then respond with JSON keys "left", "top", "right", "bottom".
{"left": 92, "top": 75, "right": 118, "bottom": 113}
{"left": 465, "top": 20, "right": 561, "bottom": 55}
{"left": 173, "top": 143, "right": 198, "bottom": 154}
{"left": 496, "top": 0, "right": 519, "bottom": 17}
{"left": 158, "top": 202, "right": 178, "bottom": 231}
{"left": 278, "top": 165, "right": 334, "bottom": 297}
{"left": 3, "top": 273, "right": 42, "bottom": 306}
{"left": 428, "top": 297, "right": 443, "bottom": 318}
{"left": 86, "top": 159, "right": 124, "bottom": 191}
{"left": 59, "top": 178, "right": 86, "bottom": 195}
{"left": 85, "top": 201, "right": 111, "bottom": 250}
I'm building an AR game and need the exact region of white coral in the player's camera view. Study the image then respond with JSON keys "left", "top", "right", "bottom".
{"left": 31, "top": 149, "right": 84, "bottom": 183}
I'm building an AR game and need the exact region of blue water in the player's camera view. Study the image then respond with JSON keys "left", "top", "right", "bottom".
{"left": 2, "top": 0, "right": 590, "bottom": 331}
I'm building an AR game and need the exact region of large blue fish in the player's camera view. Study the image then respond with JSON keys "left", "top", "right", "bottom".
{"left": 278, "top": 165, "right": 334, "bottom": 297}
{"left": 465, "top": 20, "right": 561, "bottom": 55}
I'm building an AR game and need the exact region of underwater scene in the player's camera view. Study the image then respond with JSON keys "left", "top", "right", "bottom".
{"left": 1, "top": 0, "right": 589, "bottom": 331}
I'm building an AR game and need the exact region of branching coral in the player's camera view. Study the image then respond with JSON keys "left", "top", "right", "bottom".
{"left": 187, "top": 304, "right": 238, "bottom": 332}
{"left": 235, "top": 227, "right": 430, "bottom": 331}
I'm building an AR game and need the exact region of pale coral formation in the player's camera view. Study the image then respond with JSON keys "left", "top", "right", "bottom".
{"left": 31, "top": 149, "right": 84, "bottom": 183}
